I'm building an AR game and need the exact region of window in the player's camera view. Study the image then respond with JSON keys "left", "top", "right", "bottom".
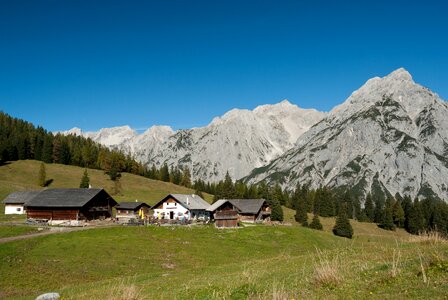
{"left": 16, "top": 207, "right": 21, "bottom": 212}
{"left": 175, "top": 203, "right": 177, "bottom": 206}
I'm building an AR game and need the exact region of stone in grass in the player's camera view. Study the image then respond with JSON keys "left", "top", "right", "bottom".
{"left": 35, "top": 293, "right": 60, "bottom": 300}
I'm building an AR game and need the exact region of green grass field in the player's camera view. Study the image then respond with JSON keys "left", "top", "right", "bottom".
{"left": 0, "top": 225, "right": 447, "bottom": 299}
{"left": 0, "top": 160, "right": 447, "bottom": 299}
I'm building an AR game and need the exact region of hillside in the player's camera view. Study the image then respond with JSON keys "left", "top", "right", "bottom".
{"left": 0, "top": 160, "right": 213, "bottom": 207}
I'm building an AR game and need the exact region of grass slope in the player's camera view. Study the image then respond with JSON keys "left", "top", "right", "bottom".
{"left": 0, "top": 160, "right": 213, "bottom": 218}
{"left": 0, "top": 225, "right": 447, "bottom": 299}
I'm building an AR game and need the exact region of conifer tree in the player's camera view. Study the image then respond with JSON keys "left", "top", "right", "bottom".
{"left": 364, "top": 193, "right": 375, "bottom": 222}
{"left": 270, "top": 197, "right": 284, "bottom": 222}
{"left": 294, "top": 198, "right": 308, "bottom": 225}
{"left": 159, "top": 163, "right": 170, "bottom": 182}
{"left": 332, "top": 203, "right": 353, "bottom": 239}
{"left": 432, "top": 201, "right": 448, "bottom": 235}
{"left": 181, "top": 167, "right": 192, "bottom": 188}
{"left": 79, "top": 169, "right": 90, "bottom": 188}
{"left": 407, "top": 199, "right": 425, "bottom": 235}
{"left": 309, "top": 214, "right": 323, "bottom": 230}
{"left": 38, "top": 162, "right": 46, "bottom": 187}
{"left": 392, "top": 200, "right": 405, "bottom": 228}
{"left": 378, "top": 198, "right": 395, "bottom": 231}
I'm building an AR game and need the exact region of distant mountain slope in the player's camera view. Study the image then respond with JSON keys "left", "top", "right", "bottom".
{"left": 63, "top": 100, "right": 326, "bottom": 182}
{"left": 244, "top": 68, "right": 448, "bottom": 200}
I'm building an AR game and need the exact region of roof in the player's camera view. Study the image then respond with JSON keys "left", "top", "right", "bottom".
{"left": 206, "top": 199, "right": 267, "bottom": 215}
{"left": 115, "top": 202, "right": 150, "bottom": 210}
{"left": 25, "top": 188, "right": 116, "bottom": 208}
{"left": 3, "top": 191, "right": 41, "bottom": 204}
{"left": 229, "top": 199, "right": 266, "bottom": 214}
{"left": 152, "top": 194, "right": 210, "bottom": 210}
{"left": 206, "top": 200, "right": 228, "bottom": 212}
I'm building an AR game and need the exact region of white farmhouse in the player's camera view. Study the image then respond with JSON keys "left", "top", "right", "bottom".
{"left": 3, "top": 191, "right": 40, "bottom": 215}
{"left": 151, "top": 194, "right": 210, "bottom": 221}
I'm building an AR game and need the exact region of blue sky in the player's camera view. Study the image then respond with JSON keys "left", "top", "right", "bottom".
{"left": 1, "top": 0, "right": 447, "bottom": 132}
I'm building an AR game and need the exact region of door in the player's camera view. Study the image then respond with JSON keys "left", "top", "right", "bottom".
{"left": 169, "top": 211, "right": 174, "bottom": 219}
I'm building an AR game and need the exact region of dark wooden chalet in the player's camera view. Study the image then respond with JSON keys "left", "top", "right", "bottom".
{"left": 25, "top": 188, "right": 117, "bottom": 221}
{"left": 207, "top": 199, "right": 271, "bottom": 227}
{"left": 115, "top": 201, "right": 150, "bottom": 223}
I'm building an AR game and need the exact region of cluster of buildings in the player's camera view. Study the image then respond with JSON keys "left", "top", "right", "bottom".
{"left": 2, "top": 188, "right": 272, "bottom": 228}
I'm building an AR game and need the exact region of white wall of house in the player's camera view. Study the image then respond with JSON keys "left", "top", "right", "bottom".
{"left": 153, "top": 201, "right": 190, "bottom": 220}
{"left": 5, "top": 204, "right": 25, "bottom": 215}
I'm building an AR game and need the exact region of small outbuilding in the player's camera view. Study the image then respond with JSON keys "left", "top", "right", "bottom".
{"left": 207, "top": 199, "right": 271, "bottom": 227}
{"left": 25, "top": 188, "right": 117, "bottom": 221}
{"left": 115, "top": 201, "right": 150, "bottom": 223}
{"left": 152, "top": 194, "right": 210, "bottom": 221}
{"left": 3, "top": 191, "right": 41, "bottom": 215}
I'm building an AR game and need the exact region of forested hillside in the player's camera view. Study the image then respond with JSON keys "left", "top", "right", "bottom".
{"left": 0, "top": 111, "right": 145, "bottom": 176}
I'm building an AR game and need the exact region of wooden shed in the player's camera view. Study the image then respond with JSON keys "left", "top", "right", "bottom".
{"left": 25, "top": 188, "right": 117, "bottom": 221}
{"left": 207, "top": 200, "right": 239, "bottom": 228}
{"left": 115, "top": 201, "right": 150, "bottom": 223}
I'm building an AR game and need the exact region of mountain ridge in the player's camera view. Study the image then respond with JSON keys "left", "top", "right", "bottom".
{"left": 61, "top": 100, "right": 326, "bottom": 182}
{"left": 244, "top": 68, "right": 448, "bottom": 201}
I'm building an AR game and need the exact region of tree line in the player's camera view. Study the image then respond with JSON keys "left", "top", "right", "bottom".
{"left": 0, "top": 111, "right": 146, "bottom": 177}
{"left": 291, "top": 184, "right": 448, "bottom": 237}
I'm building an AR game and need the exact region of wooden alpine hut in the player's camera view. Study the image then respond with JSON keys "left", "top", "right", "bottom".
{"left": 25, "top": 188, "right": 117, "bottom": 221}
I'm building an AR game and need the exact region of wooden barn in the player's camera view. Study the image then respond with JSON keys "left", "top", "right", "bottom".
{"left": 25, "top": 188, "right": 117, "bottom": 221}
{"left": 3, "top": 191, "right": 40, "bottom": 215}
{"left": 207, "top": 200, "right": 238, "bottom": 228}
{"left": 207, "top": 199, "right": 271, "bottom": 227}
{"left": 115, "top": 201, "right": 150, "bottom": 223}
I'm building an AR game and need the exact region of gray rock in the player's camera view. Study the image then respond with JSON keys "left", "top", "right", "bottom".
{"left": 35, "top": 293, "right": 60, "bottom": 300}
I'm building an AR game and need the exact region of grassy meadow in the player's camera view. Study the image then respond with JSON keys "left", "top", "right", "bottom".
{"left": 0, "top": 160, "right": 447, "bottom": 299}
{"left": 0, "top": 224, "right": 447, "bottom": 299}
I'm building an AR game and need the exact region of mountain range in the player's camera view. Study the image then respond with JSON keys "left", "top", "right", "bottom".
{"left": 62, "top": 100, "right": 325, "bottom": 183}
{"left": 62, "top": 68, "right": 448, "bottom": 200}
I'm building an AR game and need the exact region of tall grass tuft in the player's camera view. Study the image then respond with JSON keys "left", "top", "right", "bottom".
{"left": 408, "top": 231, "right": 446, "bottom": 245}
{"left": 312, "top": 249, "right": 342, "bottom": 288}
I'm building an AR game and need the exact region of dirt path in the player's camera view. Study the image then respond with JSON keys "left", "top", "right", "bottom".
{"left": 0, "top": 226, "right": 92, "bottom": 244}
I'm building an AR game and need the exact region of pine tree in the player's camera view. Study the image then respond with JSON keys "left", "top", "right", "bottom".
{"left": 407, "top": 199, "right": 425, "bottom": 235}
{"left": 364, "top": 193, "right": 375, "bottom": 222}
{"left": 294, "top": 198, "right": 308, "bottom": 225}
{"left": 38, "top": 162, "right": 46, "bottom": 187}
{"left": 222, "top": 171, "right": 236, "bottom": 199}
{"left": 270, "top": 197, "right": 284, "bottom": 222}
{"left": 332, "top": 203, "right": 353, "bottom": 239}
{"left": 378, "top": 198, "right": 395, "bottom": 231}
{"left": 79, "top": 169, "right": 90, "bottom": 188}
{"left": 159, "top": 163, "right": 170, "bottom": 182}
{"left": 309, "top": 214, "right": 323, "bottom": 230}
{"left": 181, "top": 167, "right": 192, "bottom": 188}
{"left": 392, "top": 200, "right": 405, "bottom": 228}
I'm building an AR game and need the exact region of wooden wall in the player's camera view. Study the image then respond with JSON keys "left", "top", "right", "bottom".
{"left": 27, "top": 209, "right": 79, "bottom": 220}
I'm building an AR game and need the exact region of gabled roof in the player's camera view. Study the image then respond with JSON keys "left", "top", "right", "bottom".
{"left": 206, "top": 199, "right": 228, "bottom": 212}
{"left": 229, "top": 199, "right": 266, "bottom": 214}
{"left": 152, "top": 194, "right": 210, "bottom": 210}
{"left": 25, "top": 188, "right": 116, "bottom": 208}
{"left": 115, "top": 202, "right": 150, "bottom": 210}
{"left": 3, "top": 191, "right": 41, "bottom": 205}
{"left": 206, "top": 199, "right": 267, "bottom": 215}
